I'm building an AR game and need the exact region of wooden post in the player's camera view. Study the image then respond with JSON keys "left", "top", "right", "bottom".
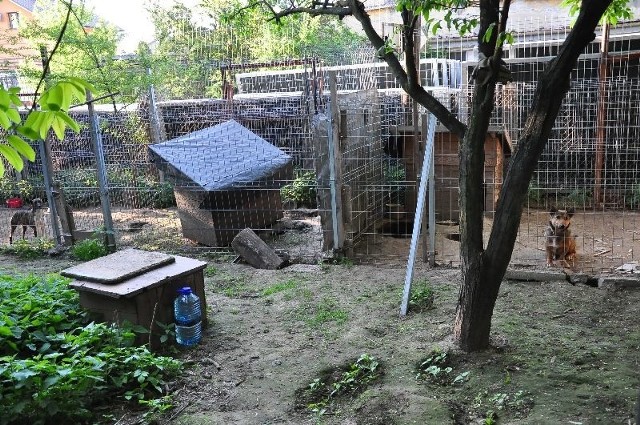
{"left": 327, "top": 71, "right": 345, "bottom": 253}
{"left": 52, "top": 181, "right": 75, "bottom": 245}
{"left": 594, "top": 22, "right": 610, "bottom": 207}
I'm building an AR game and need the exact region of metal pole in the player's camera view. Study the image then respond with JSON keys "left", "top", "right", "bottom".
{"left": 86, "top": 90, "right": 117, "bottom": 251}
{"left": 428, "top": 126, "right": 436, "bottom": 267}
{"left": 327, "top": 74, "right": 340, "bottom": 251}
{"left": 400, "top": 114, "right": 437, "bottom": 316}
{"left": 38, "top": 141, "right": 62, "bottom": 245}
{"left": 147, "top": 67, "right": 163, "bottom": 144}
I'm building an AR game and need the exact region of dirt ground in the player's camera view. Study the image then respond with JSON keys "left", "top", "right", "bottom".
{"left": 2, "top": 206, "right": 640, "bottom": 424}
{"left": 4, "top": 204, "right": 640, "bottom": 274}
{"left": 1, "top": 250, "right": 639, "bottom": 425}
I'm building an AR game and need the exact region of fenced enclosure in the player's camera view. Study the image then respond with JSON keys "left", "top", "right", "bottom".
{"left": 4, "top": 12, "right": 640, "bottom": 275}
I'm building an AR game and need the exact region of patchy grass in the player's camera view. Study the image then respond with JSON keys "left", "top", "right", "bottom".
{"left": 0, "top": 258, "right": 638, "bottom": 424}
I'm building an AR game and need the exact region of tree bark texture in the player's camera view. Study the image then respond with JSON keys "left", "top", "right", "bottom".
{"left": 454, "top": 0, "right": 614, "bottom": 351}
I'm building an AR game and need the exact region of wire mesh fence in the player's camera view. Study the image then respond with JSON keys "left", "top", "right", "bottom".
{"left": 4, "top": 13, "right": 640, "bottom": 275}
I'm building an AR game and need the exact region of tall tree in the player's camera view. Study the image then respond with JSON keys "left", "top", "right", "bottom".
{"left": 245, "top": 0, "right": 628, "bottom": 351}
{"left": 146, "top": 0, "right": 365, "bottom": 98}
{"left": 20, "top": 1, "right": 148, "bottom": 104}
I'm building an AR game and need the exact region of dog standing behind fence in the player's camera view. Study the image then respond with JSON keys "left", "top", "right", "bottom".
{"left": 9, "top": 198, "right": 44, "bottom": 244}
{"left": 544, "top": 207, "right": 577, "bottom": 267}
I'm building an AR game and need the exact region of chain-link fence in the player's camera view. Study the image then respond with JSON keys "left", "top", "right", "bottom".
{"left": 4, "top": 13, "right": 640, "bottom": 274}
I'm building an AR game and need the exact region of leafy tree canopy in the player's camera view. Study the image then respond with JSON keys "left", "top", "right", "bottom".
{"left": 20, "top": 1, "right": 148, "bottom": 104}
{"left": 147, "top": 0, "right": 366, "bottom": 98}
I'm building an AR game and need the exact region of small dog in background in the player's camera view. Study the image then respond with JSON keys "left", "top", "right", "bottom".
{"left": 9, "top": 198, "right": 44, "bottom": 244}
{"left": 544, "top": 207, "right": 577, "bottom": 267}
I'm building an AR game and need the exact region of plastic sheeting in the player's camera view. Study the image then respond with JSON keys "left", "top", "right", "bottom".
{"left": 149, "top": 119, "right": 292, "bottom": 190}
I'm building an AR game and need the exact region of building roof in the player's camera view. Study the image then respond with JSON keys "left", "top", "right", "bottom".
{"left": 9, "top": 0, "right": 36, "bottom": 12}
{"left": 149, "top": 119, "right": 292, "bottom": 191}
{"left": 365, "top": 0, "right": 396, "bottom": 11}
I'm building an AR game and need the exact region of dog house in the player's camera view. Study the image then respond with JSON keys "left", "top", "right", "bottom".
{"left": 149, "top": 120, "right": 293, "bottom": 246}
{"left": 389, "top": 126, "right": 507, "bottom": 221}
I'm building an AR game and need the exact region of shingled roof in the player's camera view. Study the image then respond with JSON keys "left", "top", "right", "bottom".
{"left": 9, "top": 0, "right": 36, "bottom": 12}
{"left": 149, "top": 119, "right": 292, "bottom": 191}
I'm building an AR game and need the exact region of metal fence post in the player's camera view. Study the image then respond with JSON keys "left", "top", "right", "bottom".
{"left": 86, "top": 90, "right": 116, "bottom": 251}
{"left": 401, "top": 114, "right": 437, "bottom": 316}
{"left": 37, "top": 141, "right": 62, "bottom": 245}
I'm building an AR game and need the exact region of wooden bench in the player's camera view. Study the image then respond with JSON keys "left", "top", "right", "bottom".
{"left": 63, "top": 249, "right": 208, "bottom": 349}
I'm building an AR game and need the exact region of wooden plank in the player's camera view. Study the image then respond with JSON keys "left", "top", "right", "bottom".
{"left": 79, "top": 291, "right": 138, "bottom": 323}
{"left": 69, "top": 255, "right": 207, "bottom": 298}
{"left": 61, "top": 248, "right": 175, "bottom": 284}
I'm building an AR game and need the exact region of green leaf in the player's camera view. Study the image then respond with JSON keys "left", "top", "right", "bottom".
{"left": 56, "top": 111, "right": 80, "bottom": 133}
{"left": 23, "top": 110, "right": 44, "bottom": 130}
{"left": 43, "top": 375, "right": 60, "bottom": 389}
{"left": 7, "top": 135, "right": 35, "bottom": 161}
{"left": 431, "top": 21, "right": 441, "bottom": 35}
{"left": 0, "top": 145, "right": 24, "bottom": 171}
{"left": 17, "top": 125, "right": 40, "bottom": 141}
{"left": 483, "top": 22, "right": 496, "bottom": 43}
{"left": 0, "top": 111, "right": 10, "bottom": 129}
{"left": 9, "top": 92, "right": 22, "bottom": 107}
{"left": 38, "top": 113, "right": 55, "bottom": 139}
{"left": 6, "top": 108, "right": 20, "bottom": 124}
{"left": 51, "top": 115, "right": 66, "bottom": 140}
{"left": 41, "top": 85, "right": 64, "bottom": 112}
{"left": 11, "top": 368, "right": 38, "bottom": 381}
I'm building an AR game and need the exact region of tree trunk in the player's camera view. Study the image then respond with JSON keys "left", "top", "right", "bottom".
{"left": 454, "top": 0, "right": 614, "bottom": 351}
{"left": 455, "top": 0, "right": 499, "bottom": 347}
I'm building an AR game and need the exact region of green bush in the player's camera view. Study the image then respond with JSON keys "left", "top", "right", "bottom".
{"left": 527, "top": 182, "right": 544, "bottom": 207}
{"left": 55, "top": 166, "right": 176, "bottom": 209}
{"left": 563, "top": 188, "right": 592, "bottom": 208}
{"left": 0, "top": 274, "right": 182, "bottom": 424}
{"left": 409, "top": 279, "right": 435, "bottom": 312}
{"left": 281, "top": 170, "right": 317, "bottom": 208}
{"left": 0, "top": 238, "right": 55, "bottom": 259}
{"left": 71, "top": 237, "right": 109, "bottom": 261}
{"left": 0, "top": 176, "right": 35, "bottom": 201}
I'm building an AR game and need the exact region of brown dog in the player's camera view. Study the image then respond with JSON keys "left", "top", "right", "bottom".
{"left": 9, "top": 198, "right": 43, "bottom": 244}
{"left": 544, "top": 207, "right": 576, "bottom": 267}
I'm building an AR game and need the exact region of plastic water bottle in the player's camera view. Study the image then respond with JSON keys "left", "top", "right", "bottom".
{"left": 174, "top": 286, "right": 202, "bottom": 346}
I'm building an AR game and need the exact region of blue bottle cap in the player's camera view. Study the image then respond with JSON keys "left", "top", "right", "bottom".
{"left": 178, "top": 286, "right": 193, "bottom": 295}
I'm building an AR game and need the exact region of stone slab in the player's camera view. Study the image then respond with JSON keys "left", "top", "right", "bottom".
{"left": 61, "top": 248, "right": 175, "bottom": 284}
{"left": 68, "top": 254, "right": 207, "bottom": 298}
{"left": 598, "top": 276, "right": 640, "bottom": 290}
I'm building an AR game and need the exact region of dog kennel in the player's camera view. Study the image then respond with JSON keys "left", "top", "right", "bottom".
{"left": 149, "top": 119, "right": 293, "bottom": 246}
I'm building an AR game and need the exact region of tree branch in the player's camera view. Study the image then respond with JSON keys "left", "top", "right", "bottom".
{"left": 64, "top": 0, "right": 118, "bottom": 111}
{"left": 348, "top": 0, "right": 467, "bottom": 137}
{"left": 242, "top": 0, "right": 467, "bottom": 136}
{"left": 31, "top": 0, "right": 74, "bottom": 110}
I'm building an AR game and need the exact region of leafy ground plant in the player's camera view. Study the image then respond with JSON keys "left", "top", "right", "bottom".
{"left": 295, "top": 354, "right": 382, "bottom": 415}
{"left": 0, "top": 273, "right": 182, "bottom": 424}
{"left": 408, "top": 279, "right": 435, "bottom": 312}
{"left": 71, "top": 235, "right": 108, "bottom": 261}
{"left": 0, "top": 238, "right": 54, "bottom": 259}
{"left": 416, "top": 348, "right": 469, "bottom": 385}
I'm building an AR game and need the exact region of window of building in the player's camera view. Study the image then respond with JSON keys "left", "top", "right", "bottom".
{"left": 8, "top": 12, "right": 19, "bottom": 29}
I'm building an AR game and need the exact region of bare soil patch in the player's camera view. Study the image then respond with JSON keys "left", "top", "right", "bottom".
{"left": 0, "top": 252, "right": 638, "bottom": 424}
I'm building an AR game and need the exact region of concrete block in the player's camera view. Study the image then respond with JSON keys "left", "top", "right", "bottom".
{"left": 505, "top": 268, "right": 567, "bottom": 282}
{"left": 597, "top": 276, "right": 640, "bottom": 290}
